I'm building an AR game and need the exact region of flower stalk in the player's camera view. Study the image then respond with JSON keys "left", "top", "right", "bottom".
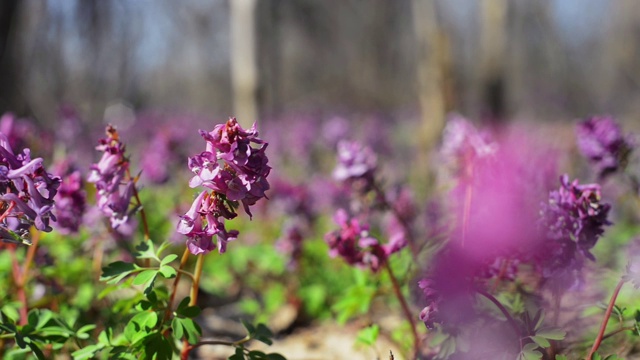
{"left": 587, "top": 279, "right": 626, "bottom": 360}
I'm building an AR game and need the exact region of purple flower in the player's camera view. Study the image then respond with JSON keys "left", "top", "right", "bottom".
{"left": 624, "top": 238, "right": 640, "bottom": 289}
{"left": 51, "top": 162, "right": 86, "bottom": 234}
{"left": 576, "top": 116, "right": 633, "bottom": 178}
{"left": 538, "top": 175, "right": 611, "bottom": 282}
{"left": 440, "top": 115, "right": 497, "bottom": 177}
{"left": 0, "top": 131, "right": 59, "bottom": 243}
{"left": 87, "top": 125, "right": 137, "bottom": 230}
{"left": 333, "top": 141, "right": 377, "bottom": 188}
{"left": 178, "top": 118, "right": 270, "bottom": 255}
{"left": 275, "top": 221, "right": 305, "bottom": 269}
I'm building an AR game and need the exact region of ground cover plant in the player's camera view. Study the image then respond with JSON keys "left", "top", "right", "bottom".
{"left": 0, "top": 110, "right": 639, "bottom": 360}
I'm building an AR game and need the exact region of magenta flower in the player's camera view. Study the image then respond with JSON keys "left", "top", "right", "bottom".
{"left": 324, "top": 209, "right": 390, "bottom": 272}
{"left": 576, "top": 116, "right": 633, "bottom": 178}
{"left": 178, "top": 118, "right": 270, "bottom": 255}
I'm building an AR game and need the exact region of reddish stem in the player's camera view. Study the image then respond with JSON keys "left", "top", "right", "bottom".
{"left": 0, "top": 201, "right": 16, "bottom": 224}
{"left": 164, "top": 247, "right": 191, "bottom": 322}
{"left": 587, "top": 279, "right": 626, "bottom": 360}
{"left": 9, "top": 246, "right": 28, "bottom": 325}
{"left": 384, "top": 262, "right": 420, "bottom": 359}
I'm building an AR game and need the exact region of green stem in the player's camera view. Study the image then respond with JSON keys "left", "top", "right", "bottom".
{"left": 181, "top": 253, "right": 205, "bottom": 360}
{"left": 190, "top": 254, "right": 205, "bottom": 306}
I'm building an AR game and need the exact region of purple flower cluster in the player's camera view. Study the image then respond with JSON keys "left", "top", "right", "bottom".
{"left": 87, "top": 125, "right": 137, "bottom": 229}
{"left": 0, "top": 131, "right": 60, "bottom": 243}
{"left": 333, "top": 140, "right": 377, "bottom": 191}
{"left": 178, "top": 118, "right": 271, "bottom": 255}
{"left": 52, "top": 162, "right": 86, "bottom": 234}
{"left": 576, "top": 116, "right": 633, "bottom": 178}
{"left": 325, "top": 209, "right": 403, "bottom": 272}
{"left": 538, "top": 175, "right": 611, "bottom": 280}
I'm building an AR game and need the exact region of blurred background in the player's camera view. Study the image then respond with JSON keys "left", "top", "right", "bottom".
{"left": 1, "top": 0, "right": 639, "bottom": 133}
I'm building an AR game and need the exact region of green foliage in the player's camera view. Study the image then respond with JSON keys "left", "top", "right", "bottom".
{"left": 356, "top": 324, "right": 379, "bottom": 347}
{"left": 0, "top": 309, "right": 83, "bottom": 360}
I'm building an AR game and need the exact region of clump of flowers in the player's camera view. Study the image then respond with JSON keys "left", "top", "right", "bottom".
{"left": 327, "top": 139, "right": 410, "bottom": 270}
{"left": 576, "top": 116, "right": 633, "bottom": 178}
{"left": 87, "top": 125, "right": 137, "bottom": 229}
{"left": 538, "top": 174, "right": 611, "bottom": 283}
{"left": 325, "top": 209, "right": 397, "bottom": 272}
{"left": 177, "top": 117, "right": 271, "bottom": 255}
{"left": 52, "top": 161, "right": 86, "bottom": 234}
{"left": 0, "top": 131, "right": 60, "bottom": 243}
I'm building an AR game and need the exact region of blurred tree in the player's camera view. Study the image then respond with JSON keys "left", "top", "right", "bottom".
{"left": 0, "top": 0, "right": 20, "bottom": 113}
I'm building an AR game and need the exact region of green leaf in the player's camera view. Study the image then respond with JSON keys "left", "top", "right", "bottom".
{"left": 75, "top": 324, "right": 97, "bottom": 340}
{"left": 555, "top": 355, "right": 568, "bottom": 360}
{"left": 133, "top": 270, "right": 157, "bottom": 286}
{"left": 536, "top": 328, "right": 566, "bottom": 340}
{"left": 229, "top": 347, "right": 245, "bottom": 360}
{"left": 1, "top": 304, "right": 20, "bottom": 323}
{"left": 133, "top": 270, "right": 157, "bottom": 294}
{"left": 530, "top": 335, "right": 550, "bottom": 348}
{"left": 101, "top": 261, "right": 136, "bottom": 279}
{"left": 251, "top": 324, "right": 274, "bottom": 346}
{"left": 72, "top": 344, "right": 105, "bottom": 360}
{"left": 520, "top": 343, "right": 543, "bottom": 360}
{"left": 176, "top": 297, "right": 191, "bottom": 312}
{"left": 98, "top": 328, "right": 112, "bottom": 345}
{"left": 603, "top": 355, "right": 623, "bottom": 360}
{"left": 171, "top": 318, "right": 184, "bottom": 340}
{"left": 248, "top": 350, "right": 268, "bottom": 359}
{"left": 135, "top": 241, "right": 159, "bottom": 261}
{"left": 124, "top": 311, "right": 159, "bottom": 344}
{"left": 177, "top": 305, "right": 201, "bottom": 319}
{"left": 161, "top": 254, "right": 178, "bottom": 266}
{"left": 175, "top": 318, "right": 201, "bottom": 345}
{"left": 265, "top": 354, "right": 287, "bottom": 360}
{"left": 158, "top": 265, "right": 177, "bottom": 278}
{"left": 356, "top": 324, "right": 379, "bottom": 346}
{"left": 155, "top": 241, "right": 173, "bottom": 258}
{"left": 27, "top": 341, "right": 46, "bottom": 360}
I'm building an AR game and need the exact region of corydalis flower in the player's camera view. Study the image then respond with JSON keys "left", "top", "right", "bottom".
{"left": 440, "top": 115, "right": 497, "bottom": 177}
{"left": 539, "top": 175, "right": 611, "bottom": 279}
{"left": 333, "top": 140, "right": 377, "bottom": 190}
{"left": 178, "top": 118, "right": 270, "bottom": 255}
{"left": 87, "top": 125, "right": 136, "bottom": 229}
{"left": 576, "top": 116, "right": 633, "bottom": 178}
{"left": 325, "top": 209, "right": 404, "bottom": 272}
{"left": 190, "top": 117, "right": 271, "bottom": 218}
{"left": 0, "top": 131, "right": 60, "bottom": 244}
{"left": 52, "top": 162, "right": 86, "bottom": 234}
